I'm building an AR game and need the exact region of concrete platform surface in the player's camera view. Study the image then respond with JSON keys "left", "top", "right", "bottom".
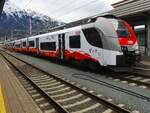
{"left": 0, "top": 55, "right": 42, "bottom": 113}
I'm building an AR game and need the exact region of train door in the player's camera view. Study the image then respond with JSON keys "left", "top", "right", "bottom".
{"left": 58, "top": 34, "right": 65, "bottom": 59}
{"left": 36, "top": 38, "right": 39, "bottom": 55}
{"left": 27, "top": 38, "right": 29, "bottom": 51}
{"left": 20, "top": 40, "right": 22, "bottom": 48}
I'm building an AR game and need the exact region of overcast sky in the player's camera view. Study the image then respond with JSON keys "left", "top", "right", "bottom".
{"left": 10, "top": 0, "right": 122, "bottom": 23}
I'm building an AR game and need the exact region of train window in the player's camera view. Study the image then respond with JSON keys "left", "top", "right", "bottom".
{"left": 29, "top": 41, "right": 35, "bottom": 47}
{"left": 117, "top": 20, "right": 130, "bottom": 37}
{"left": 40, "top": 42, "right": 56, "bottom": 51}
{"left": 111, "top": 19, "right": 130, "bottom": 37}
{"left": 23, "top": 42, "right": 26, "bottom": 47}
{"left": 69, "top": 35, "right": 81, "bottom": 48}
{"left": 82, "top": 28, "right": 102, "bottom": 48}
{"left": 15, "top": 44, "right": 20, "bottom": 48}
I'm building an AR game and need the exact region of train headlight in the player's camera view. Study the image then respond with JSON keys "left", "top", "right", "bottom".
{"left": 128, "top": 40, "right": 133, "bottom": 45}
{"left": 121, "top": 46, "right": 128, "bottom": 51}
{"left": 135, "top": 50, "right": 140, "bottom": 54}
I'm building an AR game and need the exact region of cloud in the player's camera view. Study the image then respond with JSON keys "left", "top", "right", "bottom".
{"left": 9, "top": 0, "right": 121, "bottom": 23}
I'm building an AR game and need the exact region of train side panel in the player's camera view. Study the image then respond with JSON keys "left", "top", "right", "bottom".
{"left": 39, "top": 35, "right": 59, "bottom": 58}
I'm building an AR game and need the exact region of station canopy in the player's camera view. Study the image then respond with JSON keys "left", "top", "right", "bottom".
{"left": 109, "top": 0, "right": 150, "bottom": 26}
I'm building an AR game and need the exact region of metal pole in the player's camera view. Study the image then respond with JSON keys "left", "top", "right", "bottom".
{"left": 29, "top": 17, "right": 32, "bottom": 36}
{"left": 11, "top": 30, "right": 13, "bottom": 40}
{"left": 145, "top": 24, "right": 147, "bottom": 56}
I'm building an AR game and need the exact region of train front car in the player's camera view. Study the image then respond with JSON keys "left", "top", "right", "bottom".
{"left": 92, "top": 16, "right": 140, "bottom": 71}
{"left": 109, "top": 18, "right": 141, "bottom": 66}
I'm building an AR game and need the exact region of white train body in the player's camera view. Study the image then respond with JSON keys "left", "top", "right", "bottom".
{"left": 5, "top": 16, "right": 140, "bottom": 70}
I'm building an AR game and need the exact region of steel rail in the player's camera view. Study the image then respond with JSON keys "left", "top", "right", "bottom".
{"left": 107, "top": 73, "right": 150, "bottom": 88}
{"left": 0, "top": 52, "right": 69, "bottom": 113}
{"left": 72, "top": 73, "right": 150, "bottom": 102}
{"left": 0, "top": 50, "right": 131, "bottom": 113}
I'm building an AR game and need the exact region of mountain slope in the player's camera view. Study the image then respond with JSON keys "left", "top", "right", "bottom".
{"left": 0, "top": 0, "right": 64, "bottom": 40}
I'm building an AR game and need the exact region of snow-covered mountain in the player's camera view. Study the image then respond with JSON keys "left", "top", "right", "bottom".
{"left": 0, "top": 0, "right": 64, "bottom": 40}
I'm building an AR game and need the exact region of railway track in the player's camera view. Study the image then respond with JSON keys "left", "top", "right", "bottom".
{"left": 8, "top": 64, "right": 60, "bottom": 113}
{"left": 3, "top": 49, "right": 150, "bottom": 90}
{"left": 73, "top": 63, "right": 150, "bottom": 90}
{"left": 72, "top": 66, "right": 150, "bottom": 90}
{"left": 114, "top": 73, "right": 150, "bottom": 89}
{"left": 133, "top": 66, "right": 150, "bottom": 77}
{"left": 82, "top": 69, "right": 150, "bottom": 90}
{"left": 97, "top": 71, "right": 150, "bottom": 90}
{"left": 0, "top": 50, "right": 133, "bottom": 113}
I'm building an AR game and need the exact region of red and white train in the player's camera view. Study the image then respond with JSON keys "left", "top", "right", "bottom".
{"left": 4, "top": 15, "right": 141, "bottom": 71}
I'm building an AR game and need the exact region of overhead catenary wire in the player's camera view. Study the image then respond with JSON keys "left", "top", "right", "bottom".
{"left": 39, "top": 0, "right": 60, "bottom": 14}
{"left": 21, "top": 0, "right": 106, "bottom": 31}
{"left": 24, "top": 0, "right": 33, "bottom": 9}
{"left": 39, "top": 0, "right": 102, "bottom": 31}
{"left": 39, "top": 0, "right": 93, "bottom": 17}
{"left": 45, "top": 0, "right": 79, "bottom": 15}
{"left": 55, "top": 0, "right": 100, "bottom": 18}
{"left": 32, "top": 0, "right": 102, "bottom": 22}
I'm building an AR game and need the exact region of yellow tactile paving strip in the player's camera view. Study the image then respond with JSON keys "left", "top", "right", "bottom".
{"left": 0, "top": 84, "right": 6, "bottom": 113}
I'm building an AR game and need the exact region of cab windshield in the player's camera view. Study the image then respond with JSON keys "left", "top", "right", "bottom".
{"left": 110, "top": 19, "right": 130, "bottom": 37}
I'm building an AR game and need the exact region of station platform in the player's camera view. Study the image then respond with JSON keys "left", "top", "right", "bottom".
{"left": 0, "top": 55, "right": 42, "bottom": 113}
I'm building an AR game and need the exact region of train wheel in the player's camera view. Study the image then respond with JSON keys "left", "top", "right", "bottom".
{"left": 88, "top": 61, "right": 99, "bottom": 71}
